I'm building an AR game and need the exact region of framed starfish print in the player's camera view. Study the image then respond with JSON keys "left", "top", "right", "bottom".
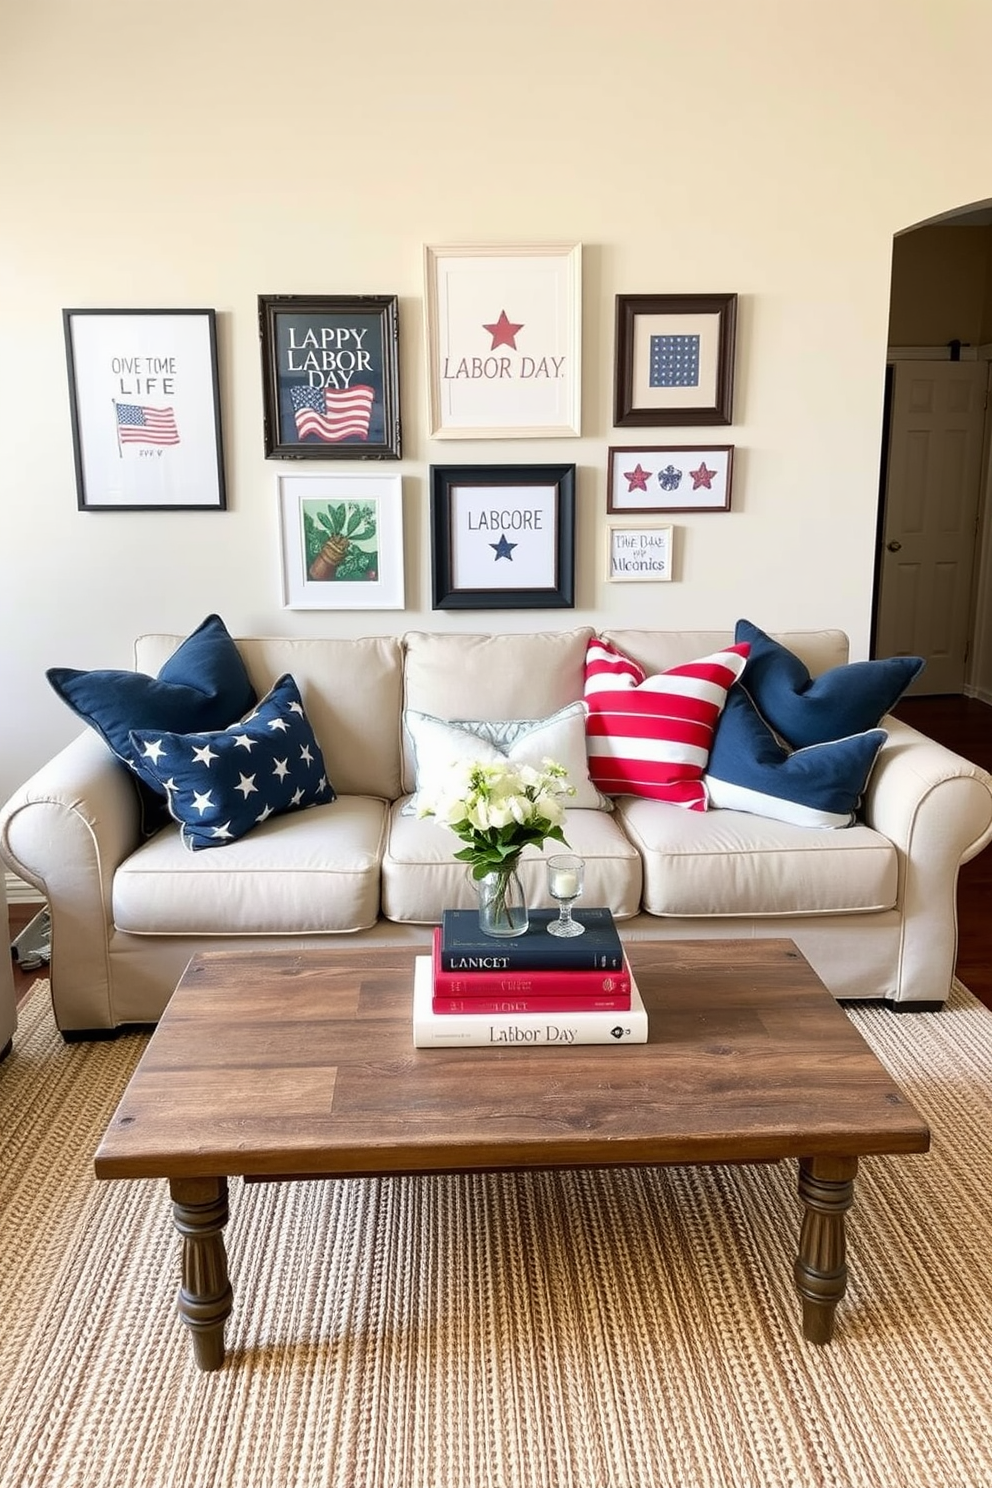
{"left": 614, "top": 293, "right": 737, "bottom": 427}
{"left": 429, "top": 463, "right": 575, "bottom": 609}
{"left": 607, "top": 445, "right": 734, "bottom": 513}
{"left": 424, "top": 243, "right": 582, "bottom": 438}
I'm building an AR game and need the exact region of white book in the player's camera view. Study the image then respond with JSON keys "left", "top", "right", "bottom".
{"left": 412, "top": 956, "right": 649, "bottom": 1048}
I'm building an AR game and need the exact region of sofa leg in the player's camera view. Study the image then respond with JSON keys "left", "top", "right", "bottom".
{"left": 885, "top": 999, "right": 945, "bottom": 1014}
{"left": 0, "top": 1036, "right": 12, "bottom": 1063}
{"left": 60, "top": 1026, "right": 125, "bottom": 1046}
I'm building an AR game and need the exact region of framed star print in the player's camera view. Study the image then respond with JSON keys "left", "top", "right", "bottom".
{"left": 613, "top": 293, "right": 737, "bottom": 427}
{"left": 277, "top": 472, "right": 405, "bottom": 609}
{"left": 607, "top": 445, "right": 734, "bottom": 513}
{"left": 258, "top": 294, "right": 401, "bottom": 459}
{"left": 424, "top": 243, "right": 582, "bottom": 438}
{"left": 429, "top": 463, "right": 575, "bottom": 609}
{"left": 606, "top": 522, "right": 674, "bottom": 582}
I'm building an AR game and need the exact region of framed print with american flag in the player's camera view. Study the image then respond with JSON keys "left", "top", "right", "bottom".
{"left": 258, "top": 294, "right": 401, "bottom": 460}
{"left": 63, "top": 309, "right": 226, "bottom": 511}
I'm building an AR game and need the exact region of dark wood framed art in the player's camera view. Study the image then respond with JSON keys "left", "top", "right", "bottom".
{"left": 607, "top": 444, "right": 734, "bottom": 512}
{"left": 430, "top": 463, "right": 575, "bottom": 610}
{"left": 613, "top": 292, "right": 737, "bottom": 427}
{"left": 258, "top": 294, "right": 401, "bottom": 459}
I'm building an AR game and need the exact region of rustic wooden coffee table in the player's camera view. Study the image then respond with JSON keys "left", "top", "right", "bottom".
{"left": 94, "top": 939, "right": 929, "bottom": 1370}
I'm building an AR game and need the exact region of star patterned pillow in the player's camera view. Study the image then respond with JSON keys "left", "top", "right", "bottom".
{"left": 128, "top": 674, "right": 335, "bottom": 851}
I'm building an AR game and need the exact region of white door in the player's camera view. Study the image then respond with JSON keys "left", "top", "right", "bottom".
{"left": 875, "top": 360, "right": 988, "bottom": 695}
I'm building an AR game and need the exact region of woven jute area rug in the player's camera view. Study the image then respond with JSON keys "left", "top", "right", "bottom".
{"left": 2, "top": 981, "right": 992, "bottom": 1488}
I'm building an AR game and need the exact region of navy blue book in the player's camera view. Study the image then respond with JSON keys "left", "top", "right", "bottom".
{"left": 440, "top": 908, "right": 625, "bottom": 972}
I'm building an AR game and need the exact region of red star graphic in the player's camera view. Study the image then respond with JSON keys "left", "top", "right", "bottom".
{"left": 482, "top": 309, "right": 524, "bottom": 350}
{"left": 690, "top": 462, "right": 717, "bottom": 490}
{"left": 623, "top": 463, "right": 651, "bottom": 493}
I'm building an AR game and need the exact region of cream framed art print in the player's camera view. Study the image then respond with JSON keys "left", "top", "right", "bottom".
{"left": 424, "top": 243, "right": 582, "bottom": 438}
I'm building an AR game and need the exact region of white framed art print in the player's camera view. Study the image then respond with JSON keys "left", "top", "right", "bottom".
{"left": 278, "top": 473, "right": 405, "bottom": 610}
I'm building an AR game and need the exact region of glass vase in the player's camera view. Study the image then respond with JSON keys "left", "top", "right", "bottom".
{"left": 472, "top": 862, "right": 529, "bottom": 938}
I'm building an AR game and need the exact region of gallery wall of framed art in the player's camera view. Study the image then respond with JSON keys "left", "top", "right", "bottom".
{"left": 60, "top": 256, "right": 743, "bottom": 608}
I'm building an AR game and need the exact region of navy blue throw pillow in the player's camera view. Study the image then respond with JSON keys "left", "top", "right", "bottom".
{"left": 734, "top": 619, "right": 923, "bottom": 749}
{"left": 47, "top": 614, "right": 257, "bottom": 832}
{"left": 129, "top": 674, "right": 335, "bottom": 850}
{"left": 705, "top": 685, "right": 887, "bottom": 828}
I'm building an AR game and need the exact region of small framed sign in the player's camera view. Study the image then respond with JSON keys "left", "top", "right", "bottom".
{"left": 430, "top": 463, "right": 575, "bottom": 609}
{"left": 606, "top": 522, "right": 674, "bottom": 582}
{"left": 63, "top": 308, "right": 226, "bottom": 511}
{"left": 259, "top": 294, "right": 401, "bottom": 459}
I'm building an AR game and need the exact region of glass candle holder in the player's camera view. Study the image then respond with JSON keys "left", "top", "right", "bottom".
{"left": 546, "top": 854, "right": 585, "bottom": 937}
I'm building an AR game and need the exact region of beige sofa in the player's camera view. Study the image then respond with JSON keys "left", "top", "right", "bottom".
{"left": 3, "top": 625, "right": 991, "bottom": 1034}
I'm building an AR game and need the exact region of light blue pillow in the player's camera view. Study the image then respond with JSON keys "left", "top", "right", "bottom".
{"left": 705, "top": 685, "right": 886, "bottom": 828}
{"left": 402, "top": 702, "right": 611, "bottom": 814}
{"left": 735, "top": 619, "right": 923, "bottom": 749}
{"left": 129, "top": 674, "right": 335, "bottom": 851}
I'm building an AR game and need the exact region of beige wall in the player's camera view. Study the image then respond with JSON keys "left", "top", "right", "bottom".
{"left": 3, "top": 1, "right": 992, "bottom": 798}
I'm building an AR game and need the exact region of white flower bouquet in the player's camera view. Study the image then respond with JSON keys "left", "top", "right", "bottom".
{"left": 417, "top": 757, "right": 575, "bottom": 931}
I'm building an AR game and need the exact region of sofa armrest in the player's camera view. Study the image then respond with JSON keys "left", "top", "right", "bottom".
{"left": 862, "top": 717, "right": 992, "bottom": 1003}
{"left": 0, "top": 731, "right": 142, "bottom": 1031}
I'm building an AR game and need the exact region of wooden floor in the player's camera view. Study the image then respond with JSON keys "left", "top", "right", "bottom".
{"left": 892, "top": 695, "right": 992, "bottom": 1010}
{"left": 6, "top": 695, "right": 991, "bottom": 1013}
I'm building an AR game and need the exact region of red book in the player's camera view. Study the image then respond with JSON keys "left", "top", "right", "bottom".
{"left": 431, "top": 990, "right": 632, "bottom": 1014}
{"left": 430, "top": 928, "right": 632, "bottom": 1011}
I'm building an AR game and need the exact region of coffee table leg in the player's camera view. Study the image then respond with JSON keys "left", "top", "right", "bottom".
{"left": 169, "top": 1176, "right": 234, "bottom": 1371}
{"left": 794, "top": 1155, "right": 858, "bottom": 1344}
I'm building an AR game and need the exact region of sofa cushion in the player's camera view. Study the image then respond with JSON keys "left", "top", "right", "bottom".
{"left": 705, "top": 685, "right": 887, "bottom": 828}
{"left": 403, "top": 702, "right": 610, "bottom": 813}
{"left": 603, "top": 627, "right": 850, "bottom": 680}
{"left": 617, "top": 794, "right": 898, "bottom": 918}
{"left": 401, "top": 628, "right": 594, "bottom": 793}
{"left": 383, "top": 803, "right": 642, "bottom": 923}
{"left": 735, "top": 618, "right": 924, "bottom": 747}
{"left": 48, "top": 613, "right": 257, "bottom": 832}
{"left": 113, "top": 795, "right": 386, "bottom": 934}
{"left": 583, "top": 636, "right": 749, "bottom": 809}
{"left": 129, "top": 675, "right": 334, "bottom": 851}
{"left": 135, "top": 631, "right": 405, "bottom": 800}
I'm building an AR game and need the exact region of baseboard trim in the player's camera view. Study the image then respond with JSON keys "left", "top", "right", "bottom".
{"left": 4, "top": 871, "right": 44, "bottom": 906}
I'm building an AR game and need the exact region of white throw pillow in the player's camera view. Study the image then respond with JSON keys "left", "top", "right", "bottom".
{"left": 403, "top": 702, "right": 611, "bottom": 813}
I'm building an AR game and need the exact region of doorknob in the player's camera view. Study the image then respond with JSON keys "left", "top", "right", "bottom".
{"left": 887, "top": 540, "right": 902, "bottom": 552}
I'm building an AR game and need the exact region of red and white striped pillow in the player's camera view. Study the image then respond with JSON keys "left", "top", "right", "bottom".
{"left": 583, "top": 637, "right": 750, "bottom": 810}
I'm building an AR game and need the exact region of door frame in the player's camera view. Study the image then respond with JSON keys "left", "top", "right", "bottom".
{"left": 873, "top": 345, "right": 992, "bottom": 702}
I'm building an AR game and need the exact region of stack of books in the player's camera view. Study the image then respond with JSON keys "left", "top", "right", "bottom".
{"left": 412, "top": 907, "right": 648, "bottom": 1047}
